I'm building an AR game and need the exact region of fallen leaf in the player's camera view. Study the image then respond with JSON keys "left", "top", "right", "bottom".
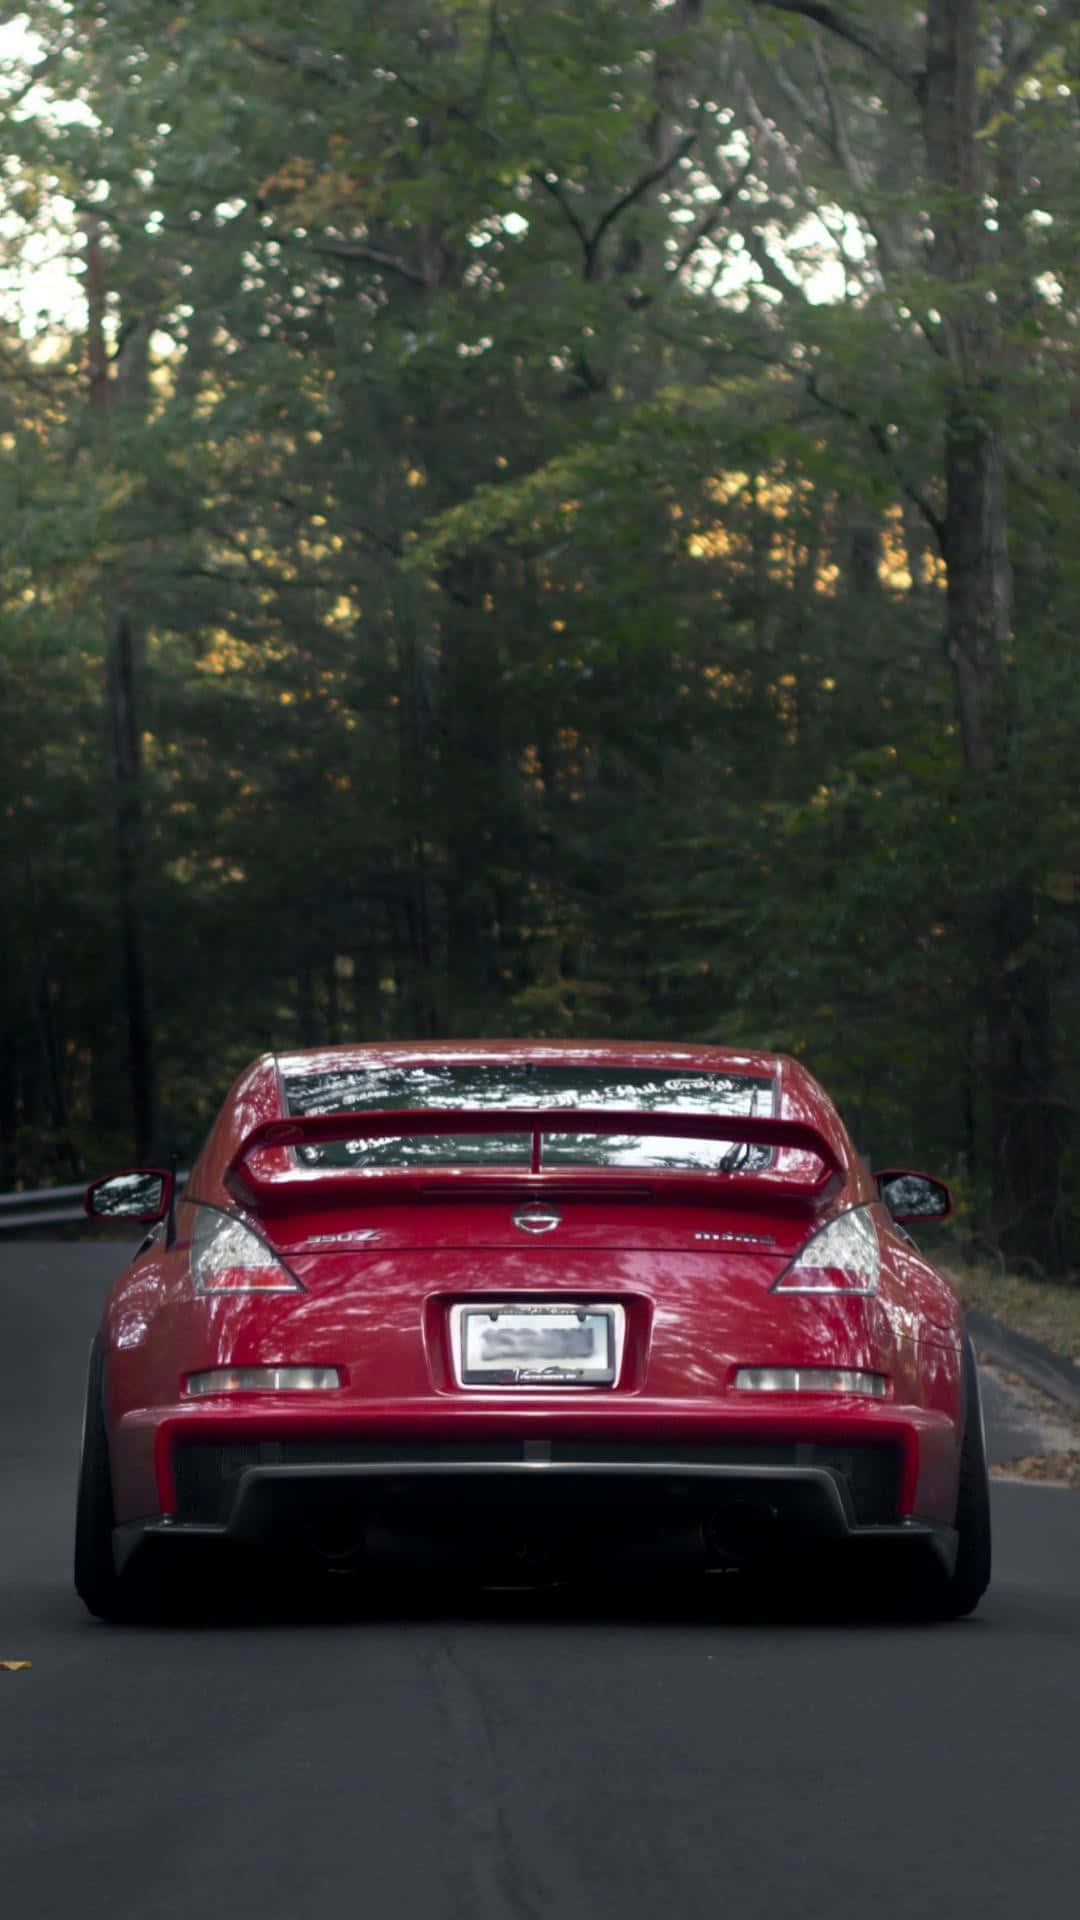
{"left": 1, "top": 1661, "right": 32, "bottom": 1671}
{"left": 991, "top": 1450, "right": 1080, "bottom": 1485}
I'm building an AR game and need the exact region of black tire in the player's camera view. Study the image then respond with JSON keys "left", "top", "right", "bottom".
{"left": 909, "top": 1332, "right": 992, "bottom": 1621}
{"left": 74, "top": 1337, "right": 159, "bottom": 1623}
{"left": 939, "top": 1332, "right": 993, "bottom": 1616}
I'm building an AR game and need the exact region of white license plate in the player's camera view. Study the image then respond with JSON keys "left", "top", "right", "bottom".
{"left": 461, "top": 1305, "right": 616, "bottom": 1385}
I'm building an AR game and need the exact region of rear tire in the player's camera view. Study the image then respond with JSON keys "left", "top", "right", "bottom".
{"left": 939, "top": 1333, "right": 992, "bottom": 1616}
{"left": 908, "top": 1333, "right": 991, "bottom": 1621}
{"left": 74, "top": 1338, "right": 159, "bottom": 1623}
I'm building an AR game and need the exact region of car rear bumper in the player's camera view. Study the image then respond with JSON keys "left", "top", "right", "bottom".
{"left": 110, "top": 1391, "right": 961, "bottom": 1527}
{"left": 112, "top": 1425, "right": 958, "bottom": 1580}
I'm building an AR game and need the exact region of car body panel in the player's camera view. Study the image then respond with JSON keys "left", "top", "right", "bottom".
{"left": 92, "top": 1041, "right": 969, "bottom": 1575}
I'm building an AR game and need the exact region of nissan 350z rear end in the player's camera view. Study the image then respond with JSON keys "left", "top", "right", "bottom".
{"left": 75, "top": 1043, "right": 990, "bottom": 1620}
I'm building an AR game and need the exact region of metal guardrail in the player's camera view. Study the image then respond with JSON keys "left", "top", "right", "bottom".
{"left": 0, "top": 1175, "right": 188, "bottom": 1232}
{"left": 0, "top": 1181, "right": 89, "bottom": 1231}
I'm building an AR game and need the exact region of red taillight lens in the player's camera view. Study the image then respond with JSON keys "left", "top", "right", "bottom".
{"left": 189, "top": 1207, "right": 302, "bottom": 1294}
{"left": 773, "top": 1207, "right": 880, "bottom": 1295}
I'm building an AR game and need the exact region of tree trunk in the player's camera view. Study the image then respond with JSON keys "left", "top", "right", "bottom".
{"left": 0, "top": 1026, "right": 18, "bottom": 1187}
{"left": 987, "top": 881, "right": 1068, "bottom": 1270}
{"left": 922, "top": 0, "right": 1066, "bottom": 1269}
{"left": 394, "top": 606, "right": 440, "bottom": 1037}
{"left": 106, "top": 610, "right": 158, "bottom": 1159}
{"left": 296, "top": 961, "right": 318, "bottom": 1047}
{"left": 436, "top": 554, "right": 503, "bottom": 1029}
{"left": 86, "top": 221, "right": 159, "bottom": 1161}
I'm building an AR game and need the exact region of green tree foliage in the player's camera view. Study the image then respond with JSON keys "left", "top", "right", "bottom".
{"left": 0, "top": 2, "right": 1077, "bottom": 1268}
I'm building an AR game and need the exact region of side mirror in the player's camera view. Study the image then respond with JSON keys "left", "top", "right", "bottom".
{"left": 873, "top": 1169, "right": 952, "bottom": 1224}
{"left": 84, "top": 1168, "right": 173, "bottom": 1224}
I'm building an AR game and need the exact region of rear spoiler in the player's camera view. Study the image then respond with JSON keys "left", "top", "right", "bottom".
{"left": 224, "top": 1108, "right": 844, "bottom": 1211}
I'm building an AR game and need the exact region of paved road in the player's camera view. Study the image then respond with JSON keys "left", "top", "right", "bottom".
{"left": 3, "top": 1242, "right": 1079, "bottom": 1920}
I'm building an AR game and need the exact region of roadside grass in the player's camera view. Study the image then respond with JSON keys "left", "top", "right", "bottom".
{"left": 943, "top": 1256, "right": 1080, "bottom": 1363}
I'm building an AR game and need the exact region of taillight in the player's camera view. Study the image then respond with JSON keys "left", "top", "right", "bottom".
{"left": 189, "top": 1206, "right": 302, "bottom": 1294}
{"left": 734, "top": 1368, "right": 886, "bottom": 1397}
{"left": 773, "top": 1207, "right": 880, "bottom": 1295}
{"left": 184, "top": 1367, "right": 339, "bottom": 1395}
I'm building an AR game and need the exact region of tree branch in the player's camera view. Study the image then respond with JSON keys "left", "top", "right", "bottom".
{"left": 803, "top": 369, "right": 945, "bottom": 542}
{"left": 748, "top": 1, "right": 920, "bottom": 96}
{"left": 810, "top": 30, "right": 863, "bottom": 183}
{"left": 531, "top": 168, "right": 592, "bottom": 263}
{"left": 237, "top": 34, "right": 355, "bottom": 88}
{"left": 810, "top": 33, "right": 912, "bottom": 292}
{"left": 472, "top": 0, "right": 500, "bottom": 113}
{"left": 312, "top": 241, "right": 427, "bottom": 287}
{"left": 741, "top": 223, "right": 811, "bottom": 304}
{"left": 666, "top": 146, "right": 759, "bottom": 286}
{"left": 738, "top": 3, "right": 827, "bottom": 138}
{"left": 488, "top": 19, "right": 594, "bottom": 265}
{"left": 584, "top": 131, "right": 698, "bottom": 279}
{"left": 979, "top": 8, "right": 1068, "bottom": 127}
{"left": 733, "top": 75, "right": 828, "bottom": 266}
{"left": 737, "top": 29, "right": 949, "bottom": 359}
{"left": 156, "top": 565, "right": 341, "bottom": 592}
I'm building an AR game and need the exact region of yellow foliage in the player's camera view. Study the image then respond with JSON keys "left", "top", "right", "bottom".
{"left": 258, "top": 157, "right": 316, "bottom": 199}
{"left": 195, "top": 631, "right": 252, "bottom": 675}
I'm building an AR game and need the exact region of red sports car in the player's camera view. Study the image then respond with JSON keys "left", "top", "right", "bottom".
{"left": 77, "top": 1041, "right": 990, "bottom": 1620}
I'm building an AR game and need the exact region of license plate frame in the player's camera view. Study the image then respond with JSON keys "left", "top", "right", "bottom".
{"left": 459, "top": 1303, "right": 617, "bottom": 1387}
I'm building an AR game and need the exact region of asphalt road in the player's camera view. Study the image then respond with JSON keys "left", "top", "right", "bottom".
{"left": 3, "top": 1242, "right": 1079, "bottom": 1920}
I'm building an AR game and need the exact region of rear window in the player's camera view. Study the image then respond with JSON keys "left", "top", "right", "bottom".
{"left": 282, "top": 1064, "right": 776, "bottom": 1172}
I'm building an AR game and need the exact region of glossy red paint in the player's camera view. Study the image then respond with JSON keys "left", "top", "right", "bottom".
{"left": 94, "top": 1042, "right": 967, "bottom": 1550}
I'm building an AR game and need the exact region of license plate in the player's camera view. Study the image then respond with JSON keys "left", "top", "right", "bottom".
{"left": 461, "top": 1305, "right": 616, "bottom": 1385}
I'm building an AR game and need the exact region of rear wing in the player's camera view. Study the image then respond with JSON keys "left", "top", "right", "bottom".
{"left": 223, "top": 1108, "right": 845, "bottom": 1212}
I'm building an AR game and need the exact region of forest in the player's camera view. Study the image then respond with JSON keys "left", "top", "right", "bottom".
{"left": 0, "top": 2, "right": 1077, "bottom": 1272}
